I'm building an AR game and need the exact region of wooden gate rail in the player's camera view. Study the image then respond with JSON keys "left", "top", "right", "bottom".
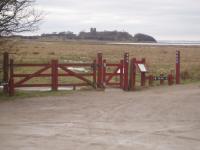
{"left": 2, "top": 51, "right": 180, "bottom": 96}
{"left": 14, "top": 64, "right": 51, "bottom": 87}
{"left": 104, "top": 63, "right": 122, "bottom": 87}
{"left": 59, "top": 64, "right": 95, "bottom": 87}
{"left": 96, "top": 53, "right": 128, "bottom": 89}
{"left": 8, "top": 59, "right": 97, "bottom": 95}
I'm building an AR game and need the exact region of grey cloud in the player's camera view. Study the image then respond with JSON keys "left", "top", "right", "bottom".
{"left": 33, "top": 0, "right": 200, "bottom": 40}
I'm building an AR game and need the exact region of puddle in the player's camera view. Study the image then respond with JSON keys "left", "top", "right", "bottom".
{"left": 67, "top": 67, "right": 88, "bottom": 72}
{"left": 15, "top": 87, "right": 74, "bottom": 91}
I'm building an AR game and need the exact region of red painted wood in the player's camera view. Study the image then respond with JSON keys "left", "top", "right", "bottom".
{"left": 105, "top": 66, "right": 120, "bottom": 84}
{"left": 51, "top": 60, "right": 58, "bottom": 91}
{"left": 60, "top": 73, "right": 93, "bottom": 76}
{"left": 14, "top": 64, "right": 49, "bottom": 67}
{"left": 160, "top": 74, "right": 164, "bottom": 85}
{"left": 168, "top": 74, "right": 174, "bottom": 85}
{"left": 123, "top": 53, "right": 129, "bottom": 91}
{"left": 97, "top": 53, "right": 103, "bottom": 88}
{"left": 14, "top": 65, "right": 51, "bottom": 86}
{"left": 59, "top": 63, "right": 92, "bottom": 67}
{"left": 3, "top": 52, "right": 9, "bottom": 93}
{"left": 176, "top": 50, "right": 180, "bottom": 84}
{"left": 129, "top": 58, "right": 136, "bottom": 90}
{"left": 140, "top": 58, "right": 146, "bottom": 86}
{"left": 59, "top": 83, "right": 88, "bottom": 86}
{"left": 13, "top": 74, "right": 51, "bottom": 77}
{"left": 59, "top": 66, "right": 93, "bottom": 87}
{"left": 103, "top": 59, "right": 106, "bottom": 87}
{"left": 93, "top": 60, "right": 97, "bottom": 88}
{"left": 8, "top": 59, "right": 14, "bottom": 96}
{"left": 120, "top": 60, "right": 124, "bottom": 88}
{"left": 15, "top": 84, "right": 51, "bottom": 87}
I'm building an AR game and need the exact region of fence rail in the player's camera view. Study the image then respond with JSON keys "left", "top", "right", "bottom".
{"left": 1, "top": 51, "right": 181, "bottom": 96}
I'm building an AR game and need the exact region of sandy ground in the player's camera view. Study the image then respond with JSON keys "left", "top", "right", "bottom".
{"left": 0, "top": 84, "right": 200, "bottom": 150}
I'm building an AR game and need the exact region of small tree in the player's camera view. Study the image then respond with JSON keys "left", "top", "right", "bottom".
{"left": 0, "top": 0, "right": 42, "bottom": 36}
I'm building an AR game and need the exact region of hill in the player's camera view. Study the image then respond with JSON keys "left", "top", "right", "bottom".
{"left": 12, "top": 28, "right": 157, "bottom": 43}
{"left": 41, "top": 28, "right": 157, "bottom": 42}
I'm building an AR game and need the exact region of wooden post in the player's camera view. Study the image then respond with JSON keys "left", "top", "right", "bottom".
{"left": 129, "top": 58, "right": 136, "bottom": 91}
{"left": 8, "top": 59, "right": 14, "bottom": 96}
{"left": 120, "top": 60, "right": 124, "bottom": 89}
{"left": 103, "top": 59, "right": 106, "bottom": 88}
{"left": 3, "top": 52, "right": 9, "bottom": 93}
{"left": 97, "top": 53, "right": 103, "bottom": 88}
{"left": 168, "top": 74, "right": 174, "bottom": 85}
{"left": 123, "top": 53, "right": 129, "bottom": 91}
{"left": 160, "top": 74, "right": 164, "bottom": 85}
{"left": 140, "top": 58, "right": 146, "bottom": 86}
{"left": 92, "top": 59, "right": 97, "bottom": 88}
{"left": 176, "top": 50, "right": 180, "bottom": 84}
{"left": 51, "top": 60, "right": 58, "bottom": 91}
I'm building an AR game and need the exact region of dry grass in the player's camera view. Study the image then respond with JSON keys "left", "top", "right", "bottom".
{"left": 1, "top": 38, "right": 200, "bottom": 83}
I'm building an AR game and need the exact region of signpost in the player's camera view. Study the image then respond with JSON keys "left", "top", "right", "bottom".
{"left": 176, "top": 50, "right": 180, "bottom": 84}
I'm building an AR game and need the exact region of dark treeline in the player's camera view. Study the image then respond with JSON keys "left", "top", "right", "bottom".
{"left": 41, "top": 28, "right": 156, "bottom": 42}
{"left": 13, "top": 28, "right": 157, "bottom": 42}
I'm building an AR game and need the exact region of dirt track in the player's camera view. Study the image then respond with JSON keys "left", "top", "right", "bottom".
{"left": 0, "top": 84, "right": 200, "bottom": 150}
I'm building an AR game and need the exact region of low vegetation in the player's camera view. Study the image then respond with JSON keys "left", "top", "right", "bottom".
{"left": 13, "top": 28, "right": 157, "bottom": 42}
{"left": 0, "top": 38, "right": 200, "bottom": 98}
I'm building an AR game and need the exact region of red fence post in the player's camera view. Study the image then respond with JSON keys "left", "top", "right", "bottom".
{"left": 176, "top": 50, "right": 180, "bottom": 84}
{"left": 160, "top": 73, "right": 164, "bottom": 85}
{"left": 103, "top": 59, "right": 106, "bottom": 88}
{"left": 129, "top": 58, "right": 136, "bottom": 91}
{"left": 120, "top": 59, "right": 124, "bottom": 89}
{"left": 141, "top": 58, "right": 146, "bottom": 86}
{"left": 97, "top": 53, "right": 103, "bottom": 88}
{"left": 8, "top": 59, "right": 14, "bottom": 96}
{"left": 51, "top": 60, "right": 58, "bottom": 91}
{"left": 3, "top": 52, "right": 9, "bottom": 94}
{"left": 123, "top": 53, "right": 129, "bottom": 91}
{"left": 93, "top": 59, "right": 97, "bottom": 88}
{"left": 168, "top": 74, "right": 174, "bottom": 85}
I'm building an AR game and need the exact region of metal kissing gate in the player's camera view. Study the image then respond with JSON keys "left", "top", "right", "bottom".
{"left": 1, "top": 51, "right": 181, "bottom": 96}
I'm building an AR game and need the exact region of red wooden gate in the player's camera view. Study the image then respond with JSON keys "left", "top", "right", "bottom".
{"left": 2, "top": 51, "right": 181, "bottom": 96}
{"left": 8, "top": 53, "right": 129, "bottom": 95}
{"left": 8, "top": 59, "right": 97, "bottom": 96}
{"left": 96, "top": 53, "right": 129, "bottom": 90}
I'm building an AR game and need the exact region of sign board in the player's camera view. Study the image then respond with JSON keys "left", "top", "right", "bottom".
{"left": 154, "top": 76, "right": 167, "bottom": 81}
{"left": 176, "top": 51, "right": 180, "bottom": 64}
{"left": 138, "top": 64, "right": 147, "bottom": 72}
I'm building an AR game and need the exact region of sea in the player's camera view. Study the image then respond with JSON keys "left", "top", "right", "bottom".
{"left": 107, "top": 40, "right": 200, "bottom": 46}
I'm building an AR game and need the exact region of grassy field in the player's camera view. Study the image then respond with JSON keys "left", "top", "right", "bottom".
{"left": 0, "top": 38, "right": 200, "bottom": 89}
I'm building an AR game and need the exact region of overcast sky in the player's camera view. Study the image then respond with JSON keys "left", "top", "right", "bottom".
{"left": 33, "top": 0, "right": 200, "bottom": 41}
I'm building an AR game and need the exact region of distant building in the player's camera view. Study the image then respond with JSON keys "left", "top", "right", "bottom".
{"left": 90, "top": 28, "right": 96, "bottom": 33}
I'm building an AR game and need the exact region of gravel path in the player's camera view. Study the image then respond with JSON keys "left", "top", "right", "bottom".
{"left": 0, "top": 84, "right": 200, "bottom": 150}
